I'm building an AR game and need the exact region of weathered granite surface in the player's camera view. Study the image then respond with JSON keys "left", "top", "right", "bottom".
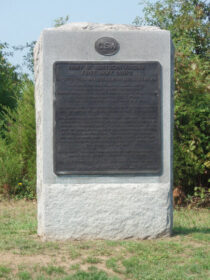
{"left": 34, "top": 23, "right": 173, "bottom": 240}
{"left": 47, "top": 22, "right": 161, "bottom": 31}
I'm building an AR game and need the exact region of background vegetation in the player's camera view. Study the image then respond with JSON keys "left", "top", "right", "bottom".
{"left": 0, "top": 43, "right": 22, "bottom": 136}
{"left": 0, "top": 78, "right": 35, "bottom": 198}
{"left": 0, "top": 0, "right": 209, "bottom": 203}
{"left": 135, "top": 0, "right": 210, "bottom": 201}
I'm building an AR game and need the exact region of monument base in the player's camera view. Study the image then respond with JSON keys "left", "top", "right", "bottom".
{"left": 38, "top": 183, "right": 172, "bottom": 240}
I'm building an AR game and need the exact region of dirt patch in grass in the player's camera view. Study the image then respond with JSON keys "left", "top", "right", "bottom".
{"left": 0, "top": 252, "right": 56, "bottom": 266}
{"left": 0, "top": 251, "right": 124, "bottom": 279}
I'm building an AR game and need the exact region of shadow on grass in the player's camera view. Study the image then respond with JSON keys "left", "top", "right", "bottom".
{"left": 173, "top": 226, "right": 210, "bottom": 236}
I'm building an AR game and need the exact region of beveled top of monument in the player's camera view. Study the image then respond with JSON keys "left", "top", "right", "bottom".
{"left": 45, "top": 22, "right": 162, "bottom": 32}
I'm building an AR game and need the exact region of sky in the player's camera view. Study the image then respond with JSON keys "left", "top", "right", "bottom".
{"left": 0, "top": 0, "right": 145, "bottom": 73}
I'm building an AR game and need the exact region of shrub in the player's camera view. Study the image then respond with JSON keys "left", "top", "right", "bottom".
{"left": 0, "top": 80, "right": 36, "bottom": 199}
{"left": 0, "top": 42, "right": 22, "bottom": 136}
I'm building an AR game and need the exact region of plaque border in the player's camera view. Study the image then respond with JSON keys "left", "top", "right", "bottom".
{"left": 53, "top": 61, "right": 162, "bottom": 176}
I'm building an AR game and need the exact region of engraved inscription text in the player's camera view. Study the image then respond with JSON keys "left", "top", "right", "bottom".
{"left": 54, "top": 62, "right": 161, "bottom": 175}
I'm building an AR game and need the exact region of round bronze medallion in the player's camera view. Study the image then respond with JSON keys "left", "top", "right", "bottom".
{"left": 95, "top": 37, "right": 120, "bottom": 56}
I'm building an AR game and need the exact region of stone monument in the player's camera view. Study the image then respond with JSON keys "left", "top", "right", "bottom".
{"left": 34, "top": 23, "right": 174, "bottom": 240}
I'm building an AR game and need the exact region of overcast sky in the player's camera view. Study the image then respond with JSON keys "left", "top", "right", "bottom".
{"left": 0, "top": 0, "right": 145, "bottom": 72}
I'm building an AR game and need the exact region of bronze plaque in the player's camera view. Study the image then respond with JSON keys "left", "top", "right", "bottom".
{"left": 54, "top": 62, "right": 162, "bottom": 175}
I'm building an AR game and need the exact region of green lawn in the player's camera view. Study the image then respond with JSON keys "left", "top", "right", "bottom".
{"left": 0, "top": 200, "right": 209, "bottom": 280}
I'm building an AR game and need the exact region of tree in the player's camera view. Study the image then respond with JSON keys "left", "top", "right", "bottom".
{"left": 0, "top": 42, "right": 22, "bottom": 118}
{"left": 54, "top": 15, "right": 70, "bottom": 27}
{"left": 134, "top": 0, "right": 210, "bottom": 194}
{"left": 0, "top": 80, "right": 36, "bottom": 198}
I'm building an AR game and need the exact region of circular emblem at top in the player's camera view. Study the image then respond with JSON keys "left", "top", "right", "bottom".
{"left": 95, "top": 37, "right": 120, "bottom": 56}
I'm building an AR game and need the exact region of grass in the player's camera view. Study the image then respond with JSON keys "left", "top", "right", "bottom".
{"left": 0, "top": 200, "right": 209, "bottom": 279}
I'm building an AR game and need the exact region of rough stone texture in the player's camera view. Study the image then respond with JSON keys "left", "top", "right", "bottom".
{"left": 34, "top": 22, "right": 174, "bottom": 240}
{"left": 47, "top": 22, "right": 161, "bottom": 31}
{"left": 39, "top": 183, "right": 171, "bottom": 240}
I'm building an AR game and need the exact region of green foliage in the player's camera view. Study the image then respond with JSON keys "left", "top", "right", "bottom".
{"left": 54, "top": 15, "right": 70, "bottom": 27}
{"left": 0, "top": 80, "right": 36, "bottom": 199}
{"left": 134, "top": 0, "right": 210, "bottom": 195}
{"left": 0, "top": 42, "right": 22, "bottom": 121}
{"left": 187, "top": 186, "right": 210, "bottom": 207}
